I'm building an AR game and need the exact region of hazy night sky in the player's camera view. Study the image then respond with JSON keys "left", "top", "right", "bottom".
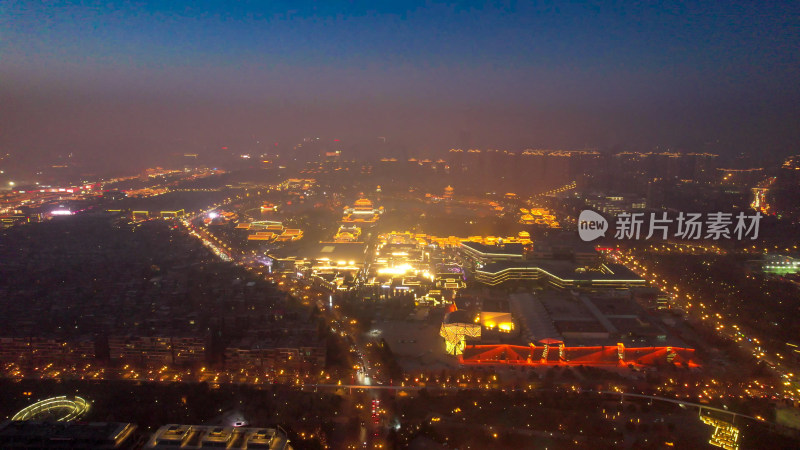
{"left": 1, "top": 1, "right": 799, "bottom": 171}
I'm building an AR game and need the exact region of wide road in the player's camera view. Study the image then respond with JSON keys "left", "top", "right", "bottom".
{"left": 304, "top": 384, "right": 768, "bottom": 424}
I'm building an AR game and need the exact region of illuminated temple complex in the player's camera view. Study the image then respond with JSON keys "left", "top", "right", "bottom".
{"left": 334, "top": 225, "right": 362, "bottom": 242}
{"left": 519, "top": 207, "right": 560, "bottom": 227}
{"left": 341, "top": 196, "right": 383, "bottom": 223}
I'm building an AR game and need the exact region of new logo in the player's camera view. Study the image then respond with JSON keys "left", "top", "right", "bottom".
{"left": 578, "top": 210, "right": 608, "bottom": 241}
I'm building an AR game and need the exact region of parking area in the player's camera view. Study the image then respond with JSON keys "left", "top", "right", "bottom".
{"left": 372, "top": 319, "right": 458, "bottom": 371}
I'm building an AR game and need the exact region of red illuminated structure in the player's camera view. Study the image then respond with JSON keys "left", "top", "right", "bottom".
{"left": 459, "top": 343, "right": 698, "bottom": 368}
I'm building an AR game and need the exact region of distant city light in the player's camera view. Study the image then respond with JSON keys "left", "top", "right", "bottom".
{"left": 51, "top": 209, "right": 72, "bottom": 216}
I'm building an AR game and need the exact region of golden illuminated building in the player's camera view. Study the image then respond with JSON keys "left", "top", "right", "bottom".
{"left": 125, "top": 187, "right": 169, "bottom": 198}
{"left": 275, "top": 229, "right": 303, "bottom": 241}
{"left": 341, "top": 196, "right": 383, "bottom": 223}
{"left": 132, "top": 211, "right": 150, "bottom": 221}
{"left": 279, "top": 178, "right": 316, "bottom": 191}
{"left": 700, "top": 414, "right": 739, "bottom": 450}
{"left": 440, "top": 310, "right": 481, "bottom": 355}
{"left": 260, "top": 202, "right": 278, "bottom": 212}
{"left": 247, "top": 232, "right": 276, "bottom": 241}
{"left": 489, "top": 201, "right": 504, "bottom": 212}
{"left": 377, "top": 231, "right": 532, "bottom": 249}
{"left": 242, "top": 221, "right": 302, "bottom": 242}
{"left": 443, "top": 185, "right": 454, "bottom": 200}
{"left": 480, "top": 311, "right": 515, "bottom": 332}
{"left": 334, "top": 225, "right": 362, "bottom": 242}
{"left": 160, "top": 209, "right": 184, "bottom": 218}
{"left": 143, "top": 167, "right": 181, "bottom": 178}
{"left": 519, "top": 207, "right": 560, "bottom": 228}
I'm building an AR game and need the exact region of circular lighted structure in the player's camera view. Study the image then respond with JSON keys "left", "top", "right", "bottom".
{"left": 12, "top": 396, "right": 90, "bottom": 422}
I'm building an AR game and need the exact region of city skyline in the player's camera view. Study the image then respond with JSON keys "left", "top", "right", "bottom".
{"left": 2, "top": 2, "right": 800, "bottom": 449}
{"left": 2, "top": 1, "right": 800, "bottom": 172}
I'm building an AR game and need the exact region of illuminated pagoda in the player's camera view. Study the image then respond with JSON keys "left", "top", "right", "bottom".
{"left": 443, "top": 185, "right": 454, "bottom": 200}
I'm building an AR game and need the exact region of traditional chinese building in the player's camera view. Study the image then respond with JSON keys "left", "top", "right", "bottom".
{"left": 341, "top": 196, "right": 383, "bottom": 223}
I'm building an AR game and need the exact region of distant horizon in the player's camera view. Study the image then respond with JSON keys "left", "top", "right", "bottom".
{"left": 2, "top": 1, "right": 799, "bottom": 174}
{"left": 0, "top": 144, "right": 791, "bottom": 189}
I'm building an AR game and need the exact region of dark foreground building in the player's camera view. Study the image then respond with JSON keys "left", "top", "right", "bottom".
{"left": 0, "top": 421, "right": 137, "bottom": 449}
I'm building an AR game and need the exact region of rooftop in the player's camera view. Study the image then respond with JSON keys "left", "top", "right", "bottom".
{"left": 147, "top": 424, "right": 290, "bottom": 450}
{"left": 460, "top": 241, "right": 524, "bottom": 257}
{"left": 0, "top": 421, "right": 135, "bottom": 448}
